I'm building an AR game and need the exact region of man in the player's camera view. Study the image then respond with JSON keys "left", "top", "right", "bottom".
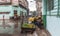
{"left": 28, "top": 16, "right": 35, "bottom": 24}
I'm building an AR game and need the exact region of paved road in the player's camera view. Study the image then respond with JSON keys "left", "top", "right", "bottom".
{"left": 0, "top": 34, "right": 12, "bottom": 36}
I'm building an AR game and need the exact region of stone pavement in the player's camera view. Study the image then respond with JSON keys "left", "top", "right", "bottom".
{"left": 0, "top": 20, "right": 51, "bottom": 36}
{"left": 0, "top": 34, "right": 12, "bottom": 36}
{"left": 35, "top": 26, "right": 51, "bottom": 36}
{"left": 37, "top": 29, "right": 51, "bottom": 36}
{"left": 26, "top": 29, "right": 51, "bottom": 36}
{"left": 12, "top": 23, "right": 51, "bottom": 36}
{"left": 0, "top": 29, "right": 51, "bottom": 36}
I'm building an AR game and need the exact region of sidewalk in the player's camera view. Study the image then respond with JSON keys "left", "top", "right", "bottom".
{"left": 35, "top": 27, "right": 51, "bottom": 36}
{"left": 12, "top": 26, "right": 51, "bottom": 36}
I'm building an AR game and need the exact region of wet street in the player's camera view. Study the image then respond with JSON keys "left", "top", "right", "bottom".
{"left": 0, "top": 19, "right": 51, "bottom": 36}
{"left": 8, "top": 28, "right": 51, "bottom": 36}
{"left": 12, "top": 29, "right": 51, "bottom": 36}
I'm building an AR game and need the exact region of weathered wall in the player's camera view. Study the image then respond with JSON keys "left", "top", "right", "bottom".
{"left": 47, "top": 16, "right": 60, "bottom": 36}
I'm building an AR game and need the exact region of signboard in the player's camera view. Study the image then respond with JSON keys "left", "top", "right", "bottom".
{"left": 12, "top": 0, "right": 19, "bottom": 6}
{"left": 0, "top": 12, "right": 10, "bottom": 14}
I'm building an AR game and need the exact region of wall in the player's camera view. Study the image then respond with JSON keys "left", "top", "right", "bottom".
{"left": 47, "top": 16, "right": 60, "bottom": 36}
{"left": 46, "top": 0, "right": 60, "bottom": 36}
{"left": 42, "top": 0, "right": 60, "bottom": 36}
{"left": 36, "top": 1, "right": 42, "bottom": 16}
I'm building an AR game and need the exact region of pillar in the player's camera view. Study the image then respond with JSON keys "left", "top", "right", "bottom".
{"left": 42, "top": 0, "right": 47, "bottom": 28}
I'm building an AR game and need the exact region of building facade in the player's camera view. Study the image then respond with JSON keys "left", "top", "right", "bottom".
{"left": 0, "top": 0, "right": 28, "bottom": 34}
{"left": 19, "top": 0, "right": 28, "bottom": 8}
{"left": 36, "top": 0, "right": 42, "bottom": 16}
{"left": 42, "top": 0, "right": 60, "bottom": 36}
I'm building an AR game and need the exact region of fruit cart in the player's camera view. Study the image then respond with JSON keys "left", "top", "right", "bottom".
{"left": 21, "top": 23, "right": 36, "bottom": 34}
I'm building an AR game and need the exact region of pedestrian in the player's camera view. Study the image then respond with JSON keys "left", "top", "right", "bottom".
{"left": 33, "top": 17, "right": 42, "bottom": 29}
{"left": 33, "top": 17, "right": 42, "bottom": 36}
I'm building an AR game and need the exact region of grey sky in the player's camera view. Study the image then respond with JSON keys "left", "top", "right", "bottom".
{"left": 27, "top": 0, "right": 36, "bottom": 11}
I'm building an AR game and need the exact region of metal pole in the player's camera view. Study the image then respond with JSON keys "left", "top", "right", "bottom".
{"left": 3, "top": 15, "right": 5, "bottom": 28}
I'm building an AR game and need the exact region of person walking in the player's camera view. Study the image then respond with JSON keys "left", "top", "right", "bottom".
{"left": 32, "top": 16, "right": 43, "bottom": 36}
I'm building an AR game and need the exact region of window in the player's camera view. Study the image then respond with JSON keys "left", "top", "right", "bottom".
{"left": 47, "top": 0, "right": 54, "bottom": 11}
{"left": 14, "top": 10, "right": 17, "bottom": 14}
{"left": 14, "top": 10, "right": 17, "bottom": 16}
{"left": 0, "top": 0, "right": 11, "bottom": 5}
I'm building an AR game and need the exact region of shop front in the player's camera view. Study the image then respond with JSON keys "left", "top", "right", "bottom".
{"left": 0, "top": 5, "right": 14, "bottom": 34}
{"left": 0, "top": 5, "right": 28, "bottom": 34}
